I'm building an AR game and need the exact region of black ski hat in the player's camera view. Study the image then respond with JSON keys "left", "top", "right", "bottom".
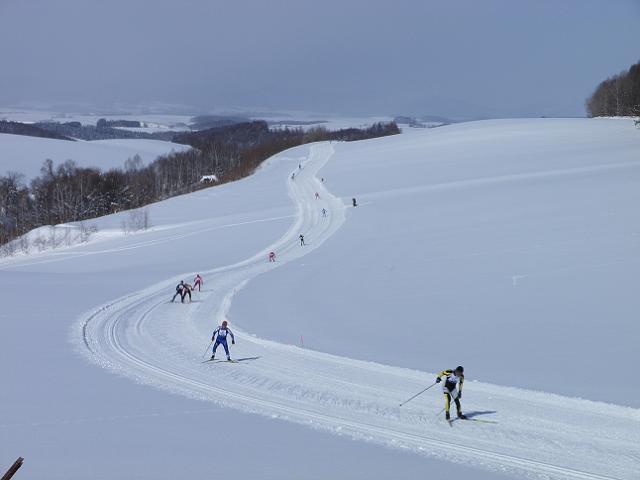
{"left": 455, "top": 366, "right": 464, "bottom": 373}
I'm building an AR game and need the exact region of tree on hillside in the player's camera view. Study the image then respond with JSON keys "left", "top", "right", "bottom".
{"left": 586, "top": 60, "right": 640, "bottom": 118}
{"left": 0, "top": 121, "right": 400, "bottom": 252}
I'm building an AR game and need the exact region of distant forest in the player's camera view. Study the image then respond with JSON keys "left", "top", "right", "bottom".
{"left": 586, "top": 59, "right": 640, "bottom": 118}
{"left": 0, "top": 121, "right": 399, "bottom": 251}
{"left": 33, "top": 121, "right": 177, "bottom": 141}
{"left": 0, "top": 121, "right": 75, "bottom": 141}
{"left": 0, "top": 115, "right": 254, "bottom": 142}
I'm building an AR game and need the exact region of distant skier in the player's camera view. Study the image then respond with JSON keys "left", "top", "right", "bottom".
{"left": 171, "top": 281, "right": 184, "bottom": 302}
{"left": 291, "top": 172, "right": 295, "bottom": 181}
{"left": 435, "top": 366, "right": 467, "bottom": 420}
{"left": 193, "top": 274, "right": 203, "bottom": 291}
{"left": 322, "top": 208, "right": 327, "bottom": 217}
{"left": 352, "top": 197, "right": 358, "bottom": 207}
{"left": 211, "top": 320, "right": 235, "bottom": 361}
{"left": 268, "top": 251, "right": 276, "bottom": 262}
{"left": 299, "top": 234, "right": 305, "bottom": 246}
{"left": 315, "top": 192, "right": 320, "bottom": 200}
{"left": 181, "top": 283, "right": 193, "bottom": 303}
{"left": 298, "top": 163, "right": 302, "bottom": 170}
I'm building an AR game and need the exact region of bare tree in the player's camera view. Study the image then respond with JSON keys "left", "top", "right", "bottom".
{"left": 123, "top": 208, "right": 152, "bottom": 234}
{"left": 587, "top": 60, "right": 640, "bottom": 118}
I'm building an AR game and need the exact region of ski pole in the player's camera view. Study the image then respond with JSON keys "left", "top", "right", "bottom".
{"left": 201, "top": 340, "right": 213, "bottom": 360}
{"left": 399, "top": 382, "right": 437, "bottom": 407}
{"left": 436, "top": 390, "right": 458, "bottom": 416}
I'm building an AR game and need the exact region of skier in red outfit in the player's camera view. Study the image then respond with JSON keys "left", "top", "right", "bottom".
{"left": 193, "top": 274, "right": 203, "bottom": 291}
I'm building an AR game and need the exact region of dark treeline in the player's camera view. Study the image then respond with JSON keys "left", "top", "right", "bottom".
{"left": 0, "top": 121, "right": 399, "bottom": 247}
{"left": 0, "top": 121, "right": 75, "bottom": 141}
{"left": 586, "top": 60, "right": 640, "bottom": 118}
{"left": 33, "top": 116, "right": 251, "bottom": 141}
{"left": 98, "top": 119, "right": 142, "bottom": 128}
{"left": 35, "top": 121, "right": 177, "bottom": 141}
{"left": 27, "top": 114, "right": 253, "bottom": 141}
{"left": 190, "top": 114, "right": 250, "bottom": 130}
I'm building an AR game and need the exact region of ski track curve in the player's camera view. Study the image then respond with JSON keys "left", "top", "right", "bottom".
{"left": 76, "top": 142, "right": 640, "bottom": 480}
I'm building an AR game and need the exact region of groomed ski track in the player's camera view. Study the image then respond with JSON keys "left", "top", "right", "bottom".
{"left": 77, "top": 143, "right": 639, "bottom": 480}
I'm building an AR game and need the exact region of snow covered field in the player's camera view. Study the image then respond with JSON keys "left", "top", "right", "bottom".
{"left": 0, "top": 133, "right": 191, "bottom": 180}
{"left": 0, "top": 107, "right": 395, "bottom": 133}
{"left": 1, "top": 118, "right": 639, "bottom": 479}
{"left": 237, "top": 118, "right": 640, "bottom": 404}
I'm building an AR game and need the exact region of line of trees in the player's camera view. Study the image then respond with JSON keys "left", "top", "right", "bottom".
{"left": 7, "top": 114, "right": 251, "bottom": 142}
{"left": 34, "top": 121, "right": 177, "bottom": 141}
{"left": 0, "top": 121, "right": 399, "bottom": 251}
{"left": 586, "top": 60, "right": 640, "bottom": 118}
{"left": 0, "top": 121, "right": 74, "bottom": 141}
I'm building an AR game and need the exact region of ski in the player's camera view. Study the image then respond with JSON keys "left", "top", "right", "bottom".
{"left": 201, "top": 356, "right": 260, "bottom": 364}
{"left": 447, "top": 417, "right": 498, "bottom": 425}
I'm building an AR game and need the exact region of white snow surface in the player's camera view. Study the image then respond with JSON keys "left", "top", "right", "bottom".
{"left": 1, "top": 118, "right": 639, "bottom": 479}
{"left": 0, "top": 133, "right": 190, "bottom": 180}
{"left": 237, "top": 118, "right": 640, "bottom": 404}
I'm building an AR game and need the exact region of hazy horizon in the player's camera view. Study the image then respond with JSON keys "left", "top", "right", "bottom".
{"left": 1, "top": 0, "right": 638, "bottom": 119}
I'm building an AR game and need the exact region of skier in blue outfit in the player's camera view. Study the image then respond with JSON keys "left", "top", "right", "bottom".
{"left": 211, "top": 320, "right": 235, "bottom": 361}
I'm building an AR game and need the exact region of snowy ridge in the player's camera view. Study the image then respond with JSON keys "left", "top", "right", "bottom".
{"left": 75, "top": 142, "right": 639, "bottom": 480}
{"left": 0, "top": 133, "right": 190, "bottom": 181}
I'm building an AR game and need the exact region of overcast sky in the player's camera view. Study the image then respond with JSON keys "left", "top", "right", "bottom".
{"left": 0, "top": 0, "right": 638, "bottom": 118}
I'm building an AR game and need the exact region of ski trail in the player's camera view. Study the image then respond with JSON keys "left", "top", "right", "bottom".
{"left": 76, "top": 142, "right": 639, "bottom": 480}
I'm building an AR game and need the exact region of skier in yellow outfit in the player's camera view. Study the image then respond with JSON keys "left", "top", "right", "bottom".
{"left": 435, "top": 366, "right": 467, "bottom": 420}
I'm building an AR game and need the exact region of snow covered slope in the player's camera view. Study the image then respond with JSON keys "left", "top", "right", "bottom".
{"left": 2, "top": 119, "right": 639, "bottom": 480}
{"left": 77, "top": 132, "right": 640, "bottom": 480}
{"left": 0, "top": 133, "right": 190, "bottom": 180}
{"left": 236, "top": 118, "right": 640, "bottom": 404}
{"left": 3, "top": 142, "right": 469, "bottom": 480}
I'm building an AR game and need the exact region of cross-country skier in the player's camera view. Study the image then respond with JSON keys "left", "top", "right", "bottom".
{"left": 211, "top": 320, "right": 235, "bottom": 361}
{"left": 291, "top": 172, "right": 295, "bottom": 181}
{"left": 436, "top": 366, "right": 466, "bottom": 420}
{"left": 171, "top": 281, "right": 184, "bottom": 302}
{"left": 268, "top": 251, "right": 276, "bottom": 262}
{"left": 299, "top": 234, "right": 305, "bottom": 246}
{"left": 181, "top": 283, "right": 193, "bottom": 303}
{"left": 352, "top": 197, "right": 358, "bottom": 207}
{"left": 193, "top": 274, "right": 203, "bottom": 291}
{"left": 322, "top": 208, "right": 327, "bottom": 217}
{"left": 315, "top": 192, "right": 320, "bottom": 200}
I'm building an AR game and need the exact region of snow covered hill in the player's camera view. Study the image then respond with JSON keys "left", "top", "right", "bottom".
{"left": 236, "top": 118, "right": 640, "bottom": 405}
{"left": 1, "top": 118, "right": 638, "bottom": 480}
{"left": 0, "top": 133, "right": 190, "bottom": 180}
